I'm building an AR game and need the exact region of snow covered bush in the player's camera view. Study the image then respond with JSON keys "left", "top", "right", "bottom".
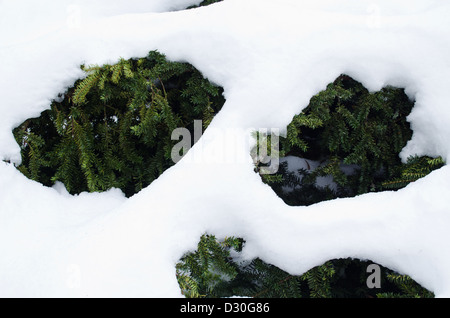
{"left": 175, "top": 74, "right": 440, "bottom": 298}
{"left": 1, "top": 0, "right": 450, "bottom": 298}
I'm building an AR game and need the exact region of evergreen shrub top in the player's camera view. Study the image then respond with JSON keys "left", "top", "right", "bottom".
{"left": 13, "top": 51, "right": 225, "bottom": 197}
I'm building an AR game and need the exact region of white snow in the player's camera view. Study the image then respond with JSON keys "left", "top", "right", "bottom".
{"left": 1, "top": 0, "right": 450, "bottom": 297}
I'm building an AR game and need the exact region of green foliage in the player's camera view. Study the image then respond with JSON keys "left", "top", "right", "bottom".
{"left": 233, "top": 259, "right": 304, "bottom": 298}
{"left": 176, "top": 236, "right": 305, "bottom": 298}
{"left": 377, "top": 272, "right": 434, "bottom": 298}
{"left": 228, "top": 259, "right": 336, "bottom": 298}
{"left": 300, "top": 261, "right": 336, "bottom": 298}
{"left": 254, "top": 75, "right": 445, "bottom": 209}
{"left": 382, "top": 155, "right": 444, "bottom": 190}
{"left": 276, "top": 74, "right": 416, "bottom": 199}
{"left": 176, "top": 234, "right": 243, "bottom": 298}
{"left": 177, "top": 237, "right": 435, "bottom": 298}
{"left": 13, "top": 51, "right": 225, "bottom": 197}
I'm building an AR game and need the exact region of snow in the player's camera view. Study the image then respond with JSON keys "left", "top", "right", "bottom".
{"left": 1, "top": 0, "right": 450, "bottom": 297}
{"left": 279, "top": 156, "right": 341, "bottom": 191}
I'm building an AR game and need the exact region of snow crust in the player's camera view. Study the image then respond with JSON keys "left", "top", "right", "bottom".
{"left": 1, "top": 0, "right": 450, "bottom": 297}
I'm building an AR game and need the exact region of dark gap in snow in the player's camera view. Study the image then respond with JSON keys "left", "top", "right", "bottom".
{"left": 255, "top": 74, "right": 444, "bottom": 207}
{"left": 12, "top": 50, "right": 226, "bottom": 198}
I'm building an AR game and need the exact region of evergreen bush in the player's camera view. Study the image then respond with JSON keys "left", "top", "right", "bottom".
{"left": 13, "top": 51, "right": 225, "bottom": 197}
{"left": 10, "top": 8, "right": 441, "bottom": 296}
